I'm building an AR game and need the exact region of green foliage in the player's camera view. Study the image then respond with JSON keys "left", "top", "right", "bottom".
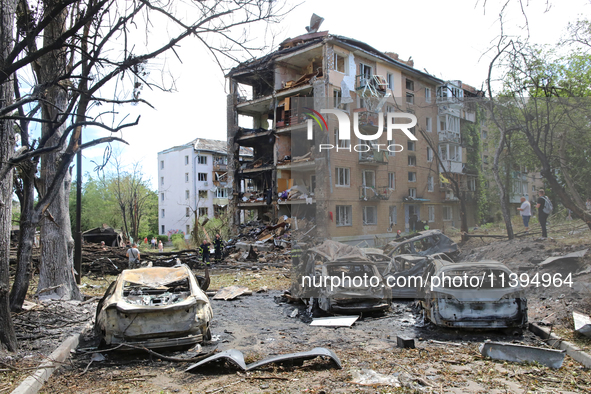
{"left": 156, "top": 235, "right": 168, "bottom": 244}
{"left": 463, "top": 107, "right": 488, "bottom": 224}
{"left": 172, "top": 234, "right": 187, "bottom": 251}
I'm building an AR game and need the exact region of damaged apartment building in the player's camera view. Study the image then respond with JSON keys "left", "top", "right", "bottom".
{"left": 226, "top": 23, "right": 484, "bottom": 245}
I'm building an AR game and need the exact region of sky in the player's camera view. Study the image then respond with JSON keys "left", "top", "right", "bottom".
{"left": 78, "top": 0, "right": 591, "bottom": 188}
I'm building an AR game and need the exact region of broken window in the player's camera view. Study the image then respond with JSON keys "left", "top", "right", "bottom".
{"left": 216, "top": 188, "right": 229, "bottom": 198}
{"left": 198, "top": 173, "right": 207, "bottom": 182}
{"left": 408, "top": 156, "right": 416, "bottom": 166}
{"left": 123, "top": 277, "right": 191, "bottom": 306}
{"left": 425, "top": 87, "right": 431, "bottom": 103}
{"left": 334, "top": 53, "right": 346, "bottom": 73}
{"left": 336, "top": 167, "right": 350, "bottom": 186}
{"left": 336, "top": 205, "right": 352, "bottom": 226}
{"left": 388, "top": 172, "right": 396, "bottom": 189}
{"left": 406, "top": 79, "right": 414, "bottom": 91}
{"left": 198, "top": 156, "right": 207, "bottom": 165}
{"left": 443, "top": 206, "right": 452, "bottom": 221}
{"left": 406, "top": 93, "right": 414, "bottom": 105}
{"left": 363, "top": 206, "right": 377, "bottom": 225}
{"left": 408, "top": 172, "right": 416, "bottom": 182}
{"left": 333, "top": 89, "right": 341, "bottom": 108}
{"left": 389, "top": 205, "right": 397, "bottom": 225}
{"left": 426, "top": 117, "right": 432, "bottom": 132}
{"left": 198, "top": 190, "right": 208, "bottom": 199}
{"left": 199, "top": 207, "right": 208, "bottom": 216}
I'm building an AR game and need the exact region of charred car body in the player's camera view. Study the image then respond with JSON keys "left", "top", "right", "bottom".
{"left": 383, "top": 230, "right": 459, "bottom": 258}
{"left": 420, "top": 260, "right": 527, "bottom": 329}
{"left": 296, "top": 240, "right": 391, "bottom": 314}
{"left": 95, "top": 264, "right": 213, "bottom": 349}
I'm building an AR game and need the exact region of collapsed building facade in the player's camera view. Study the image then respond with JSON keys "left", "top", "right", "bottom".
{"left": 226, "top": 29, "right": 485, "bottom": 245}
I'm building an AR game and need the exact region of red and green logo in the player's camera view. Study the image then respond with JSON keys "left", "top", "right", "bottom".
{"left": 304, "top": 107, "right": 328, "bottom": 131}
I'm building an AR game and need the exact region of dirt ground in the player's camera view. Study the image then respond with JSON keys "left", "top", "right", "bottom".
{"left": 3, "top": 231, "right": 591, "bottom": 393}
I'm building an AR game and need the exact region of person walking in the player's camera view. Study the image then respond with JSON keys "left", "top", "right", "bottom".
{"left": 126, "top": 243, "right": 141, "bottom": 269}
{"left": 199, "top": 239, "right": 211, "bottom": 266}
{"left": 517, "top": 196, "right": 531, "bottom": 232}
{"left": 535, "top": 189, "right": 552, "bottom": 239}
{"left": 213, "top": 234, "right": 224, "bottom": 264}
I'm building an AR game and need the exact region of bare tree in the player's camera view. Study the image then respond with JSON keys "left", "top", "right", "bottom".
{"left": 0, "top": 0, "right": 290, "bottom": 348}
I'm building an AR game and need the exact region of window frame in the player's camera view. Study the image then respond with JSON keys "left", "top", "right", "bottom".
{"left": 336, "top": 205, "right": 352, "bottom": 227}
{"left": 362, "top": 205, "right": 378, "bottom": 226}
{"left": 335, "top": 167, "right": 350, "bottom": 187}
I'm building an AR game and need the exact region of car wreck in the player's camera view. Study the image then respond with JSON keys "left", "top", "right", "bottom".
{"left": 420, "top": 260, "right": 527, "bottom": 329}
{"left": 95, "top": 264, "right": 213, "bottom": 349}
{"left": 297, "top": 240, "right": 391, "bottom": 314}
{"left": 383, "top": 230, "right": 459, "bottom": 258}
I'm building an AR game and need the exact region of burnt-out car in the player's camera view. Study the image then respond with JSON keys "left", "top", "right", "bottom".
{"left": 361, "top": 248, "right": 394, "bottom": 276}
{"left": 420, "top": 260, "right": 527, "bottom": 329}
{"left": 296, "top": 240, "right": 391, "bottom": 314}
{"left": 383, "top": 230, "right": 459, "bottom": 258}
{"left": 95, "top": 264, "right": 213, "bottom": 349}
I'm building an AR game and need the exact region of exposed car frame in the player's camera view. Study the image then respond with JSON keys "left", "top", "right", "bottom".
{"left": 383, "top": 230, "right": 459, "bottom": 258}
{"left": 95, "top": 264, "right": 213, "bottom": 349}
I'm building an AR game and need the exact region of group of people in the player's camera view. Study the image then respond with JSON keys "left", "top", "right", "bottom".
{"left": 199, "top": 234, "right": 224, "bottom": 266}
{"left": 517, "top": 189, "right": 553, "bottom": 239}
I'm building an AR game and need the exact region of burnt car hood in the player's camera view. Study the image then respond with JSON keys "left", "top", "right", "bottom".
{"left": 185, "top": 347, "right": 342, "bottom": 373}
{"left": 384, "top": 230, "right": 458, "bottom": 256}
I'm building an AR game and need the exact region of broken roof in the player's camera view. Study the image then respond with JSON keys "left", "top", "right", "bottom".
{"left": 228, "top": 31, "right": 443, "bottom": 85}
{"left": 159, "top": 138, "right": 253, "bottom": 157}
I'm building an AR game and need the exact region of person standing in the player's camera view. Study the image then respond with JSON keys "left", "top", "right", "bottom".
{"left": 213, "top": 234, "right": 224, "bottom": 264}
{"left": 517, "top": 196, "right": 531, "bottom": 232}
{"left": 158, "top": 240, "right": 164, "bottom": 253}
{"left": 151, "top": 237, "right": 157, "bottom": 249}
{"left": 535, "top": 189, "right": 551, "bottom": 239}
{"left": 199, "top": 240, "right": 211, "bottom": 266}
{"left": 126, "top": 243, "right": 141, "bottom": 269}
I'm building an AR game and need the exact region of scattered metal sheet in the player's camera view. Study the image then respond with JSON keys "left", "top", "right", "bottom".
{"left": 573, "top": 311, "right": 591, "bottom": 338}
{"left": 184, "top": 349, "right": 247, "bottom": 372}
{"left": 479, "top": 341, "right": 566, "bottom": 369}
{"left": 539, "top": 249, "right": 588, "bottom": 268}
{"left": 213, "top": 286, "right": 252, "bottom": 300}
{"left": 310, "top": 316, "right": 359, "bottom": 327}
{"left": 185, "top": 347, "right": 342, "bottom": 373}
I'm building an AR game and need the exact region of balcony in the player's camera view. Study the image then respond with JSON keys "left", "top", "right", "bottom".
{"left": 213, "top": 162, "right": 227, "bottom": 171}
{"left": 359, "top": 149, "right": 388, "bottom": 165}
{"left": 439, "top": 160, "right": 463, "bottom": 174}
{"left": 359, "top": 186, "right": 391, "bottom": 201}
{"left": 438, "top": 131, "right": 461, "bottom": 144}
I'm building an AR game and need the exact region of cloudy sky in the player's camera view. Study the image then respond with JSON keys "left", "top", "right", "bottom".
{"left": 78, "top": 0, "right": 590, "bottom": 187}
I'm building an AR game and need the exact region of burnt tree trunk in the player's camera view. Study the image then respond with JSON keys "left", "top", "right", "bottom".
{"left": 0, "top": 0, "right": 19, "bottom": 351}
{"left": 36, "top": 1, "right": 81, "bottom": 300}
{"left": 10, "top": 165, "right": 36, "bottom": 311}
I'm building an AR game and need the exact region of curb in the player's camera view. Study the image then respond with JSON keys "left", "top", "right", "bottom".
{"left": 10, "top": 333, "right": 81, "bottom": 394}
{"left": 529, "top": 322, "right": 591, "bottom": 368}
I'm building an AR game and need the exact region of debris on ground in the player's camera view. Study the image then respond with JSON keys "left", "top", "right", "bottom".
{"left": 309, "top": 316, "right": 359, "bottom": 327}
{"left": 350, "top": 369, "right": 400, "bottom": 386}
{"left": 213, "top": 285, "right": 252, "bottom": 300}
{"left": 574, "top": 311, "right": 591, "bottom": 338}
{"left": 479, "top": 341, "right": 567, "bottom": 368}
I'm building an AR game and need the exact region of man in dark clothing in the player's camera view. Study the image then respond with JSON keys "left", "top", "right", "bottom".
{"left": 536, "top": 189, "right": 549, "bottom": 239}
{"left": 213, "top": 234, "right": 224, "bottom": 264}
{"left": 199, "top": 240, "right": 211, "bottom": 265}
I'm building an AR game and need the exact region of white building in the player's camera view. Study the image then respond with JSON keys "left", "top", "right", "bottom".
{"left": 157, "top": 138, "right": 252, "bottom": 237}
